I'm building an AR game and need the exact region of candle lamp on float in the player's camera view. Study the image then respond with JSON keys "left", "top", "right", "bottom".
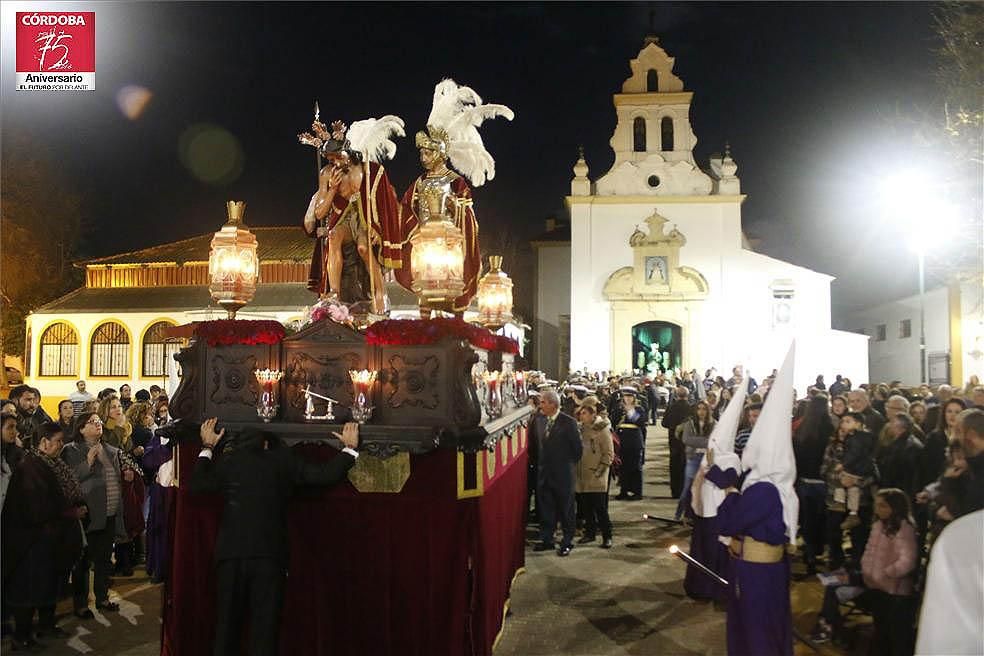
{"left": 409, "top": 194, "right": 466, "bottom": 316}
{"left": 254, "top": 369, "right": 283, "bottom": 423}
{"left": 208, "top": 201, "right": 260, "bottom": 319}
{"left": 349, "top": 369, "right": 378, "bottom": 424}
{"left": 475, "top": 255, "right": 514, "bottom": 331}
{"left": 483, "top": 370, "right": 502, "bottom": 419}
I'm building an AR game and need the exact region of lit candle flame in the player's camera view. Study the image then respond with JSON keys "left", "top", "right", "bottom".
{"left": 668, "top": 544, "right": 679, "bottom": 554}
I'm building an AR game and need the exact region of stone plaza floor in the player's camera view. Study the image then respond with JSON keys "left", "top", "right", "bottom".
{"left": 19, "top": 424, "right": 859, "bottom": 655}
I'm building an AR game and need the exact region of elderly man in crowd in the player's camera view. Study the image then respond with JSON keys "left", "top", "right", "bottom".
{"left": 847, "top": 389, "right": 885, "bottom": 436}
{"left": 532, "top": 390, "right": 583, "bottom": 557}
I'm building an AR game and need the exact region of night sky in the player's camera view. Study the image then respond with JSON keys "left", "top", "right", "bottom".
{"left": 1, "top": 2, "right": 943, "bottom": 318}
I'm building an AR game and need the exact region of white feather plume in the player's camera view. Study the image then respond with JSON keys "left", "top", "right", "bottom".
{"left": 346, "top": 115, "right": 406, "bottom": 163}
{"left": 425, "top": 79, "right": 514, "bottom": 186}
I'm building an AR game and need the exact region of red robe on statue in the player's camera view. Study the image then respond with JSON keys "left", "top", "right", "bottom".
{"left": 305, "top": 161, "right": 404, "bottom": 297}
{"left": 395, "top": 173, "right": 480, "bottom": 313}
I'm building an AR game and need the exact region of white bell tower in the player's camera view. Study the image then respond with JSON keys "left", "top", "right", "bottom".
{"left": 594, "top": 37, "right": 717, "bottom": 197}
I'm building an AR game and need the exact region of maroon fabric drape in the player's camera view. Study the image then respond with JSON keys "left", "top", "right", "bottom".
{"left": 162, "top": 434, "right": 527, "bottom": 656}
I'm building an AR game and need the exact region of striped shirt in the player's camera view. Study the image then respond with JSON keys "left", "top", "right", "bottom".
{"left": 99, "top": 448, "right": 121, "bottom": 517}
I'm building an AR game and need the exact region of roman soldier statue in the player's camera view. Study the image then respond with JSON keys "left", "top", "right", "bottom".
{"left": 395, "top": 79, "right": 513, "bottom": 316}
{"left": 299, "top": 113, "right": 405, "bottom": 315}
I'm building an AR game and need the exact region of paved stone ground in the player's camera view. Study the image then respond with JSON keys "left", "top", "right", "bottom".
{"left": 495, "top": 424, "right": 859, "bottom": 656}
{"left": 9, "top": 424, "right": 861, "bottom": 655}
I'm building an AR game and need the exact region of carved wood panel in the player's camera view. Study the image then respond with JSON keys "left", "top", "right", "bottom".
{"left": 382, "top": 354, "right": 440, "bottom": 410}
{"left": 202, "top": 344, "right": 273, "bottom": 422}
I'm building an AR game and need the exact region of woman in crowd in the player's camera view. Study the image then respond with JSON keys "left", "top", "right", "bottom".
{"left": 1, "top": 400, "right": 17, "bottom": 417}
{"left": 908, "top": 401, "right": 927, "bottom": 434}
{"left": 812, "top": 489, "right": 918, "bottom": 656}
{"left": 676, "top": 401, "right": 715, "bottom": 521}
{"left": 125, "top": 402, "right": 154, "bottom": 566}
{"left": 62, "top": 412, "right": 136, "bottom": 617}
{"left": 3, "top": 423, "right": 86, "bottom": 648}
{"left": 706, "top": 391, "right": 720, "bottom": 420}
{"left": 922, "top": 399, "right": 966, "bottom": 488}
{"left": 153, "top": 396, "right": 172, "bottom": 427}
{"left": 56, "top": 400, "right": 75, "bottom": 435}
{"left": 98, "top": 396, "right": 131, "bottom": 449}
{"left": 793, "top": 395, "right": 833, "bottom": 575}
{"left": 575, "top": 404, "right": 614, "bottom": 548}
{"left": 2, "top": 414, "right": 25, "bottom": 512}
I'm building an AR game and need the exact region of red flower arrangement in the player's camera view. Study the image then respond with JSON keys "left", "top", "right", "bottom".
{"left": 193, "top": 320, "right": 286, "bottom": 347}
{"left": 365, "top": 318, "right": 519, "bottom": 354}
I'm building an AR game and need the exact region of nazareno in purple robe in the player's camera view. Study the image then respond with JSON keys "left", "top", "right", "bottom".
{"left": 716, "top": 480, "right": 793, "bottom": 656}
{"left": 140, "top": 433, "right": 173, "bottom": 581}
{"left": 684, "top": 514, "right": 729, "bottom": 602}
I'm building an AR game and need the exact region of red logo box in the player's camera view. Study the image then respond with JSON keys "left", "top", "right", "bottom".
{"left": 16, "top": 11, "right": 95, "bottom": 91}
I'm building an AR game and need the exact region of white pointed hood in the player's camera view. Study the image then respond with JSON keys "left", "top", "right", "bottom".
{"left": 694, "top": 380, "right": 747, "bottom": 517}
{"left": 741, "top": 342, "right": 798, "bottom": 544}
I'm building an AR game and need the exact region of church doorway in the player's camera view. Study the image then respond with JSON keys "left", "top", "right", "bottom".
{"left": 631, "top": 321, "right": 681, "bottom": 375}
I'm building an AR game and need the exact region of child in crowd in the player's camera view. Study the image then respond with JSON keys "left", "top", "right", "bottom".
{"left": 831, "top": 412, "right": 876, "bottom": 530}
{"left": 812, "top": 488, "right": 918, "bottom": 654}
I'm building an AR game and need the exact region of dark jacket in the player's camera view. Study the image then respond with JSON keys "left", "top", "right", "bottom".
{"left": 876, "top": 432, "right": 924, "bottom": 498}
{"left": 661, "top": 399, "right": 692, "bottom": 438}
{"left": 841, "top": 430, "right": 876, "bottom": 478}
{"left": 534, "top": 412, "right": 583, "bottom": 491}
{"left": 16, "top": 407, "right": 53, "bottom": 449}
{"left": 189, "top": 440, "right": 356, "bottom": 563}
{"left": 2, "top": 451, "right": 84, "bottom": 578}
{"left": 862, "top": 406, "right": 886, "bottom": 436}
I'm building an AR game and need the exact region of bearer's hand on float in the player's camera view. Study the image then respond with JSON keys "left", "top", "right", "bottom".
{"left": 200, "top": 418, "right": 225, "bottom": 448}
{"left": 332, "top": 422, "right": 360, "bottom": 450}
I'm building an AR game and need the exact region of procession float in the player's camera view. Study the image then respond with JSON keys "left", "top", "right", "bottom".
{"left": 160, "top": 81, "right": 528, "bottom": 656}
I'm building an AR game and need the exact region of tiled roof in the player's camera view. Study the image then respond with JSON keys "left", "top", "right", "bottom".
{"left": 34, "top": 282, "right": 421, "bottom": 314}
{"left": 79, "top": 227, "right": 314, "bottom": 266}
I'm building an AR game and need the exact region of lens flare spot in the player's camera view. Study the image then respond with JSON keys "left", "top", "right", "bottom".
{"left": 115, "top": 85, "right": 153, "bottom": 120}
{"left": 178, "top": 123, "right": 244, "bottom": 185}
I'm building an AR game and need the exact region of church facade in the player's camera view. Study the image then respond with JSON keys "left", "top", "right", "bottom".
{"left": 534, "top": 38, "right": 868, "bottom": 391}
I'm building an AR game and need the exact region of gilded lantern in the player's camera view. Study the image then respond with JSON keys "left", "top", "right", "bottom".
{"left": 475, "top": 256, "right": 513, "bottom": 329}
{"left": 208, "top": 201, "right": 259, "bottom": 319}
{"left": 409, "top": 219, "right": 465, "bottom": 312}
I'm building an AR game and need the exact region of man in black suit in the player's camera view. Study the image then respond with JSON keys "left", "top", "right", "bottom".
{"left": 661, "top": 386, "right": 692, "bottom": 498}
{"left": 190, "top": 418, "right": 360, "bottom": 656}
{"left": 532, "top": 390, "right": 583, "bottom": 557}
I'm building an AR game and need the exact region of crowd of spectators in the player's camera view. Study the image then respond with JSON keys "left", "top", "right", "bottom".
{"left": 1, "top": 381, "right": 174, "bottom": 650}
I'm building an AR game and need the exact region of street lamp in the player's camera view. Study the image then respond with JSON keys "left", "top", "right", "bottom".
{"left": 879, "top": 172, "right": 957, "bottom": 384}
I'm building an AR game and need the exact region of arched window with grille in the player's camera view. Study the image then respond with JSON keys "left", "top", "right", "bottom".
{"left": 647, "top": 69, "right": 658, "bottom": 92}
{"left": 142, "top": 321, "right": 180, "bottom": 377}
{"left": 633, "top": 117, "right": 647, "bottom": 152}
{"left": 90, "top": 322, "right": 130, "bottom": 377}
{"left": 39, "top": 322, "right": 79, "bottom": 376}
{"left": 661, "top": 116, "right": 674, "bottom": 151}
